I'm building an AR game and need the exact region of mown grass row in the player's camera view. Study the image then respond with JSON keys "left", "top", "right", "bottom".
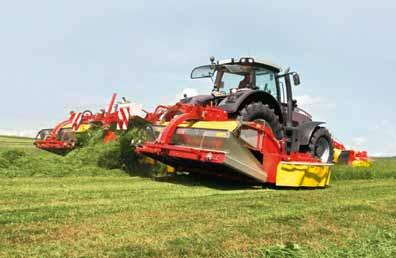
{"left": 1, "top": 142, "right": 395, "bottom": 183}
{"left": 0, "top": 127, "right": 159, "bottom": 178}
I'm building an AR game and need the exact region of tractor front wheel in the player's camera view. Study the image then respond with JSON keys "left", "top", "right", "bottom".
{"left": 308, "top": 127, "right": 334, "bottom": 163}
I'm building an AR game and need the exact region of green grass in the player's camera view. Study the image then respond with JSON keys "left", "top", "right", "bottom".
{"left": 1, "top": 136, "right": 396, "bottom": 257}
{"left": 0, "top": 135, "right": 34, "bottom": 149}
{"left": 1, "top": 177, "right": 395, "bottom": 257}
{"left": 0, "top": 135, "right": 34, "bottom": 140}
{"left": 332, "top": 158, "right": 396, "bottom": 181}
{"left": 0, "top": 142, "right": 128, "bottom": 177}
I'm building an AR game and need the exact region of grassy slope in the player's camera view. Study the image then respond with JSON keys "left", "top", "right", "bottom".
{"left": 0, "top": 135, "right": 34, "bottom": 140}
{"left": 1, "top": 136, "right": 396, "bottom": 257}
{"left": 0, "top": 135, "right": 34, "bottom": 149}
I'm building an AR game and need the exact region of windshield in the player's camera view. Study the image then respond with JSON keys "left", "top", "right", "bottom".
{"left": 215, "top": 64, "right": 251, "bottom": 93}
{"left": 220, "top": 72, "right": 246, "bottom": 92}
{"left": 213, "top": 65, "right": 278, "bottom": 96}
{"left": 191, "top": 63, "right": 278, "bottom": 98}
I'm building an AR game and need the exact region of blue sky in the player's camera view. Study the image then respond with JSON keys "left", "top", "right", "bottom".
{"left": 1, "top": 0, "right": 395, "bottom": 156}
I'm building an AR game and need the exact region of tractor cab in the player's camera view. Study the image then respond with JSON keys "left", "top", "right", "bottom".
{"left": 191, "top": 57, "right": 280, "bottom": 98}
{"left": 190, "top": 57, "right": 310, "bottom": 126}
{"left": 217, "top": 58, "right": 280, "bottom": 96}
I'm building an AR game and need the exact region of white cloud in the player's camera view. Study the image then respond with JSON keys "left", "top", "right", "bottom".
{"left": 295, "top": 94, "right": 336, "bottom": 121}
{"left": 169, "top": 88, "right": 200, "bottom": 104}
{"left": 296, "top": 94, "right": 336, "bottom": 109}
{"left": 0, "top": 129, "right": 37, "bottom": 138}
{"left": 371, "top": 152, "right": 384, "bottom": 157}
{"left": 180, "top": 88, "right": 199, "bottom": 99}
{"left": 347, "top": 119, "right": 396, "bottom": 157}
{"left": 351, "top": 137, "right": 366, "bottom": 148}
{"left": 295, "top": 94, "right": 321, "bottom": 106}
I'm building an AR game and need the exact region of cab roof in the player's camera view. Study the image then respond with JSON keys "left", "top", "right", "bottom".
{"left": 218, "top": 57, "right": 281, "bottom": 73}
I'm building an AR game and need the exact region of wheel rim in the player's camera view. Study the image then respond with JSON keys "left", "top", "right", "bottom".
{"left": 315, "top": 137, "right": 330, "bottom": 162}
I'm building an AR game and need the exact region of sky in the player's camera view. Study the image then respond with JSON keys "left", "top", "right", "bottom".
{"left": 0, "top": 0, "right": 395, "bottom": 156}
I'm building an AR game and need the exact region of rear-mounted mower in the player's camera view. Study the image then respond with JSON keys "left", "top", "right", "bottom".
{"left": 34, "top": 93, "right": 142, "bottom": 154}
{"left": 333, "top": 139, "right": 371, "bottom": 167}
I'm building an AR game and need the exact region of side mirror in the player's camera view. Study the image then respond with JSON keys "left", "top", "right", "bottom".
{"left": 292, "top": 73, "right": 301, "bottom": 86}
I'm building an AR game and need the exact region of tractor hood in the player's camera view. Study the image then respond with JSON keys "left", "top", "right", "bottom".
{"left": 179, "top": 94, "right": 214, "bottom": 105}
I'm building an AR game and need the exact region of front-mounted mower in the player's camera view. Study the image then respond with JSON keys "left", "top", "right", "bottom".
{"left": 138, "top": 103, "right": 331, "bottom": 187}
{"left": 137, "top": 57, "right": 335, "bottom": 187}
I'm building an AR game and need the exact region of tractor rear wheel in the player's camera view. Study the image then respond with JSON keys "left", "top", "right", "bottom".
{"left": 238, "top": 102, "right": 283, "bottom": 139}
{"left": 308, "top": 127, "right": 334, "bottom": 163}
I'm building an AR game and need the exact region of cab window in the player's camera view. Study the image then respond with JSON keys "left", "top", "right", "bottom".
{"left": 256, "top": 70, "right": 277, "bottom": 98}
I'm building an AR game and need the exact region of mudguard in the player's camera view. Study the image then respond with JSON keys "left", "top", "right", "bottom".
{"left": 297, "top": 121, "right": 324, "bottom": 146}
{"left": 218, "top": 90, "right": 283, "bottom": 121}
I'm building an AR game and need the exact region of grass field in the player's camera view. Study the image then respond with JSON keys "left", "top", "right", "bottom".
{"left": 1, "top": 135, "right": 396, "bottom": 257}
{"left": 0, "top": 135, "right": 35, "bottom": 149}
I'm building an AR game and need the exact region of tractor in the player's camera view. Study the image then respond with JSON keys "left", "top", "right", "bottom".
{"left": 182, "top": 56, "right": 333, "bottom": 163}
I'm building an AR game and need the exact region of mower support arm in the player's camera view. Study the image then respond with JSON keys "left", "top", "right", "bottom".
{"left": 106, "top": 93, "right": 117, "bottom": 114}
{"left": 157, "top": 104, "right": 228, "bottom": 144}
{"left": 157, "top": 111, "right": 201, "bottom": 144}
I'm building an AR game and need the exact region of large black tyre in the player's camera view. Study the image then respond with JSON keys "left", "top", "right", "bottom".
{"left": 237, "top": 102, "right": 283, "bottom": 139}
{"left": 308, "top": 127, "right": 334, "bottom": 163}
{"left": 82, "top": 110, "right": 93, "bottom": 116}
